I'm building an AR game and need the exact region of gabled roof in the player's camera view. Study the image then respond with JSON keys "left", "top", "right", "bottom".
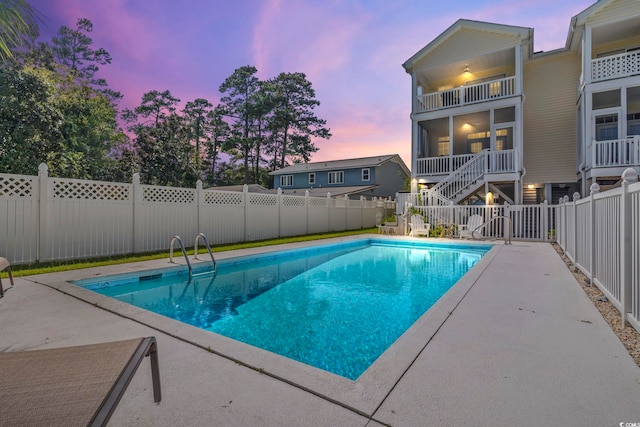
{"left": 565, "top": 0, "right": 629, "bottom": 51}
{"left": 269, "top": 154, "right": 410, "bottom": 176}
{"left": 402, "top": 19, "right": 533, "bottom": 73}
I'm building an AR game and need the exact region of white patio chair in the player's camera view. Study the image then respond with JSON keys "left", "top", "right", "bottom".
{"left": 459, "top": 214, "right": 484, "bottom": 239}
{"left": 409, "top": 214, "right": 431, "bottom": 237}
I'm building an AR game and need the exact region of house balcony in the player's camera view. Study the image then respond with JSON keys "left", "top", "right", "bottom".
{"left": 590, "top": 136, "right": 640, "bottom": 170}
{"left": 415, "top": 149, "right": 517, "bottom": 177}
{"left": 417, "top": 76, "right": 516, "bottom": 113}
{"left": 591, "top": 51, "right": 640, "bottom": 83}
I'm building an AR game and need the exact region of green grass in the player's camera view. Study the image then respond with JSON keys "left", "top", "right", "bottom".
{"left": 4, "top": 228, "right": 378, "bottom": 277}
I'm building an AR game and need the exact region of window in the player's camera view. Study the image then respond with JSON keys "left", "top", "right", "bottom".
{"left": 280, "top": 175, "right": 293, "bottom": 187}
{"left": 628, "top": 112, "right": 640, "bottom": 136}
{"left": 437, "top": 136, "right": 449, "bottom": 156}
{"left": 469, "top": 142, "right": 484, "bottom": 154}
{"left": 595, "top": 114, "right": 618, "bottom": 141}
{"left": 308, "top": 173, "right": 315, "bottom": 185}
{"left": 593, "top": 89, "right": 620, "bottom": 110}
{"left": 361, "top": 168, "right": 370, "bottom": 181}
{"left": 328, "top": 171, "right": 344, "bottom": 184}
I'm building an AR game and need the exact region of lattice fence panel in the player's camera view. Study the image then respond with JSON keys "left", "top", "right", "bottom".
{"left": 0, "top": 175, "right": 34, "bottom": 198}
{"left": 249, "top": 193, "right": 277, "bottom": 206}
{"left": 282, "top": 196, "right": 306, "bottom": 207}
{"left": 308, "top": 197, "right": 328, "bottom": 207}
{"left": 143, "top": 186, "right": 195, "bottom": 203}
{"left": 204, "top": 191, "right": 244, "bottom": 205}
{"left": 52, "top": 179, "right": 130, "bottom": 201}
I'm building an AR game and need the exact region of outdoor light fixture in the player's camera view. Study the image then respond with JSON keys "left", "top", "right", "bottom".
{"left": 485, "top": 192, "right": 494, "bottom": 205}
{"left": 464, "top": 64, "right": 470, "bottom": 73}
{"left": 527, "top": 184, "right": 534, "bottom": 189}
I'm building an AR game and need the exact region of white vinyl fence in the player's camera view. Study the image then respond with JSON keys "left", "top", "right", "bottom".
{"left": 396, "top": 192, "right": 558, "bottom": 242}
{"left": 0, "top": 164, "right": 385, "bottom": 265}
{"left": 556, "top": 168, "right": 640, "bottom": 333}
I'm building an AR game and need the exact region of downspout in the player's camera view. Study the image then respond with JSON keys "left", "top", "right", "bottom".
{"left": 578, "top": 160, "right": 586, "bottom": 197}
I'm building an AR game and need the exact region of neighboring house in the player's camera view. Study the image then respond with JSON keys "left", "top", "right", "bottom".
{"left": 402, "top": 0, "right": 640, "bottom": 205}
{"left": 269, "top": 154, "right": 410, "bottom": 199}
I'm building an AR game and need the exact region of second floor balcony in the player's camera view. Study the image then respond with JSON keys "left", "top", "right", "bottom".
{"left": 417, "top": 76, "right": 517, "bottom": 113}
{"left": 591, "top": 51, "right": 640, "bottom": 83}
{"left": 590, "top": 136, "right": 640, "bottom": 169}
{"left": 415, "top": 149, "right": 517, "bottom": 177}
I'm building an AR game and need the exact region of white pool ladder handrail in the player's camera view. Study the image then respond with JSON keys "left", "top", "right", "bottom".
{"left": 474, "top": 215, "right": 512, "bottom": 245}
{"left": 169, "top": 235, "right": 192, "bottom": 279}
{"left": 194, "top": 232, "right": 217, "bottom": 274}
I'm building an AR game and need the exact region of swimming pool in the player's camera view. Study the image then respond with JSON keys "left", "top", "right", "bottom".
{"left": 75, "top": 239, "right": 490, "bottom": 380}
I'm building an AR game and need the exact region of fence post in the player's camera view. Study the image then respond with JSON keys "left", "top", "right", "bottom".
{"left": 277, "top": 188, "right": 282, "bottom": 238}
{"left": 541, "top": 200, "right": 548, "bottom": 241}
{"left": 327, "top": 193, "right": 332, "bottom": 231}
{"left": 344, "top": 195, "right": 349, "bottom": 230}
{"left": 306, "top": 190, "right": 310, "bottom": 235}
{"left": 620, "top": 168, "right": 639, "bottom": 327}
{"left": 131, "top": 173, "right": 142, "bottom": 253}
{"left": 196, "top": 180, "right": 203, "bottom": 234}
{"left": 562, "top": 195, "right": 570, "bottom": 251}
{"left": 360, "top": 196, "right": 365, "bottom": 229}
{"left": 243, "top": 184, "right": 249, "bottom": 242}
{"left": 572, "top": 192, "right": 580, "bottom": 268}
{"left": 37, "top": 163, "right": 49, "bottom": 262}
{"left": 589, "top": 183, "right": 600, "bottom": 287}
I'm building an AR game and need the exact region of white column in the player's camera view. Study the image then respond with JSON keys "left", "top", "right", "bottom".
{"left": 584, "top": 26, "right": 592, "bottom": 85}
{"left": 515, "top": 45, "right": 522, "bottom": 95}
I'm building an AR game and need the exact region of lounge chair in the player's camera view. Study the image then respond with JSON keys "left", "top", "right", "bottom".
{"left": 0, "top": 256, "right": 14, "bottom": 298}
{"left": 459, "top": 214, "right": 484, "bottom": 239}
{"left": 409, "top": 214, "right": 431, "bottom": 237}
{"left": 0, "top": 336, "right": 161, "bottom": 426}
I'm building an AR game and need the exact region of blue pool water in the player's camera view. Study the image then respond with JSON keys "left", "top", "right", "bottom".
{"left": 76, "top": 239, "right": 490, "bottom": 379}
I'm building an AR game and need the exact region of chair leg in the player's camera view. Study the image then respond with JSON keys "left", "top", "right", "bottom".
{"left": 148, "top": 340, "right": 162, "bottom": 402}
{"left": 0, "top": 265, "right": 15, "bottom": 298}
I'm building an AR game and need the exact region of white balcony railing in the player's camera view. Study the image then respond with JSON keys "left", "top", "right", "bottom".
{"left": 416, "top": 149, "right": 516, "bottom": 176}
{"left": 415, "top": 154, "right": 475, "bottom": 175}
{"left": 592, "top": 136, "right": 640, "bottom": 168}
{"left": 418, "top": 76, "right": 516, "bottom": 113}
{"left": 592, "top": 51, "right": 640, "bottom": 82}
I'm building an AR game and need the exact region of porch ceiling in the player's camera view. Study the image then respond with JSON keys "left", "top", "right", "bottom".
{"left": 417, "top": 49, "right": 515, "bottom": 87}
{"left": 592, "top": 17, "right": 638, "bottom": 46}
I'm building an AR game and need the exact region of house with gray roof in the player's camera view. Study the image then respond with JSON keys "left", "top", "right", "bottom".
{"left": 269, "top": 154, "right": 410, "bottom": 199}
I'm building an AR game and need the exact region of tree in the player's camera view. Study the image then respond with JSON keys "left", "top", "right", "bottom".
{"left": 0, "top": 63, "right": 62, "bottom": 174}
{"left": 202, "top": 105, "right": 230, "bottom": 186}
{"left": 266, "top": 72, "right": 331, "bottom": 170}
{"left": 182, "top": 98, "right": 212, "bottom": 173}
{"left": 135, "top": 113, "right": 196, "bottom": 186}
{"left": 51, "top": 18, "right": 111, "bottom": 86}
{"left": 0, "top": 0, "right": 38, "bottom": 61}
{"left": 132, "top": 89, "right": 180, "bottom": 129}
{"left": 218, "top": 65, "right": 261, "bottom": 185}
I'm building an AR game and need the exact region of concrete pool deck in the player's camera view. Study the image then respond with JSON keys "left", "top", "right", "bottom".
{"left": 1, "top": 237, "right": 639, "bottom": 426}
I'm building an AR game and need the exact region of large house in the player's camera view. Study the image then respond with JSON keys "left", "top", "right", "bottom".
{"left": 402, "top": 0, "right": 640, "bottom": 205}
{"left": 269, "top": 154, "right": 410, "bottom": 199}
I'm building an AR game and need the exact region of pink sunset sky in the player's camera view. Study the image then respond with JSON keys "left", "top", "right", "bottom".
{"left": 29, "top": 0, "right": 595, "bottom": 169}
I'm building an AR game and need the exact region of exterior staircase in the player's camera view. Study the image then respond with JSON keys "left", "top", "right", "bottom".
{"left": 423, "top": 150, "right": 489, "bottom": 205}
